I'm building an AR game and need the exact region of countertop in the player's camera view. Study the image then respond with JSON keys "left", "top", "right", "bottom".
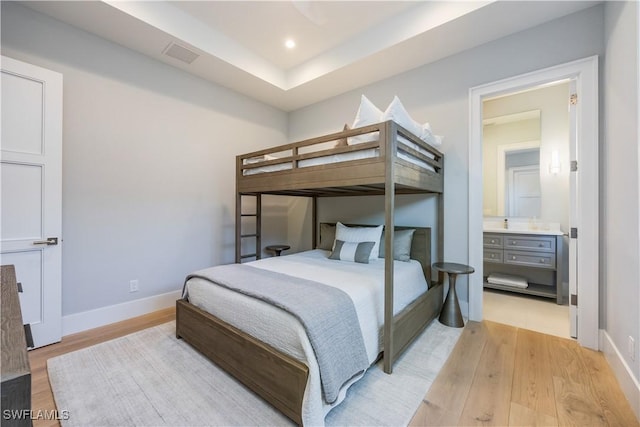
{"left": 483, "top": 227, "right": 564, "bottom": 236}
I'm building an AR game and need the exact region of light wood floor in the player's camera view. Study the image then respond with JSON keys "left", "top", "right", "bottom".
{"left": 410, "top": 320, "right": 639, "bottom": 426}
{"left": 29, "top": 309, "right": 638, "bottom": 427}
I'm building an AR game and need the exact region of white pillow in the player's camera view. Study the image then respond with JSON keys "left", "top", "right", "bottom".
{"left": 334, "top": 222, "right": 383, "bottom": 260}
{"left": 420, "top": 122, "right": 444, "bottom": 147}
{"left": 383, "top": 96, "right": 443, "bottom": 148}
{"left": 348, "top": 95, "right": 383, "bottom": 145}
{"left": 383, "top": 96, "right": 423, "bottom": 138}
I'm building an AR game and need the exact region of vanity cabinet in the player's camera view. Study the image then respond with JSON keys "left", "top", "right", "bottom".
{"left": 483, "top": 232, "right": 564, "bottom": 304}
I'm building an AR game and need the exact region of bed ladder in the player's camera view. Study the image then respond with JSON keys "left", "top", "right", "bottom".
{"left": 235, "top": 194, "right": 262, "bottom": 263}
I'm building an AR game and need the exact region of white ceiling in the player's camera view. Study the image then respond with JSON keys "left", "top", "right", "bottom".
{"left": 23, "top": 1, "right": 599, "bottom": 111}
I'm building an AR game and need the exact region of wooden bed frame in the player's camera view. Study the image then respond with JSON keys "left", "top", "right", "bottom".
{"left": 176, "top": 120, "right": 445, "bottom": 425}
{"left": 176, "top": 226, "right": 442, "bottom": 425}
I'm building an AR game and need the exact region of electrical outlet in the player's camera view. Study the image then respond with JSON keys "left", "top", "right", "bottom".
{"left": 628, "top": 336, "right": 635, "bottom": 361}
{"left": 129, "top": 279, "right": 139, "bottom": 293}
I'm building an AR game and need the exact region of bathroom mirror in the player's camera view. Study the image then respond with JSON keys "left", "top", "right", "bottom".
{"left": 482, "top": 110, "right": 541, "bottom": 218}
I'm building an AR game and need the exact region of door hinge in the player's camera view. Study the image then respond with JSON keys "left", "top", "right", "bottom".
{"left": 570, "top": 93, "right": 578, "bottom": 105}
{"left": 570, "top": 293, "right": 578, "bottom": 306}
{"left": 570, "top": 227, "right": 578, "bottom": 238}
{"left": 570, "top": 160, "right": 578, "bottom": 172}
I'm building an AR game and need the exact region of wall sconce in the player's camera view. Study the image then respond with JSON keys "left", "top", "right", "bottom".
{"left": 549, "top": 149, "right": 561, "bottom": 174}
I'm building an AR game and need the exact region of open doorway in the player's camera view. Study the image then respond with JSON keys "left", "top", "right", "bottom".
{"left": 481, "top": 83, "right": 571, "bottom": 338}
{"left": 468, "top": 56, "right": 599, "bottom": 350}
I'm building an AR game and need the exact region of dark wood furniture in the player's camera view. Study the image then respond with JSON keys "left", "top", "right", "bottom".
{"left": 1, "top": 265, "right": 32, "bottom": 427}
{"left": 433, "top": 262, "right": 475, "bottom": 328}
{"left": 177, "top": 120, "right": 445, "bottom": 425}
{"left": 483, "top": 232, "right": 564, "bottom": 304}
{"left": 266, "top": 244, "right": 290, "bottom": 256}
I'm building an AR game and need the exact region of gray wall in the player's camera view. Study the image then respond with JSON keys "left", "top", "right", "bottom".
{"left": 288, "top": 5, "right": 605, "bottom": 305}
{"left": 1, "top": 3, "right": 289, "bottom": 315}
{"left": 603, "top": 0, "right": 639, "bottom": 381}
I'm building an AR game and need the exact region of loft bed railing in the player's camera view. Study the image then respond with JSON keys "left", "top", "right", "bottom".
{"left": 236, "top": 120, "right": 443, "bottom": 196}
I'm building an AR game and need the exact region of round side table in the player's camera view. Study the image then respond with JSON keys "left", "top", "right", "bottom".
{"left": 432, "top": 262, "right": 475, "bottom": 328}
{"left": 266, "top": 244, "right": 290, "bottom": 257}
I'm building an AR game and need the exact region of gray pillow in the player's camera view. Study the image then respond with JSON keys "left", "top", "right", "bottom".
{"left": 329, "top": 240, "right": 375, "bottom": 264}
{"left": 378, "top": 229, "right": 416, "bottom": 262}
{"left": 317, "top": 223, "right": 336, "bottom": 250}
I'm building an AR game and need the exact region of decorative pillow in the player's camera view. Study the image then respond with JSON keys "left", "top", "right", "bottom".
{"left": 329, "top": 240, "right": 375, "bottom": 264}
{"left": 334, "top": 222, "right": 383, "bottom": 260}
{"left": 383, "top": 96, "right": 443, "bottom": 148}
{"left": 334, "top": 123, "right": 350, "bottom": 148}
{"left": 383, "top": 96, "right": 423, "bottom": 138}
{"left": 317, "top": 223, "right": 336, "bottom": 250}
{"left": 348, "top": 95, "right": 383, "bottom": 145}
{"left": 378, "top": 229, "right": 416, "bottom": 262}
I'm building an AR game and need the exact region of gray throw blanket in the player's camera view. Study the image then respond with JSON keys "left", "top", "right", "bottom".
{"left": 184, "top": 264, "right": 369, "bottom": 404}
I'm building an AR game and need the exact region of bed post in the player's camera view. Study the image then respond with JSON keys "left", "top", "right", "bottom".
{"left": 312, "top": 196, "right": 318, "bottom": 249}
{"left": 437, "top": 168, "right": 445, "bottom": 285}
{"left": 256, "top": 194, "right": 262, "bottom": 260}
{"left": 383, "top": 121, "right": 396, "bottom": 374}
{"left": 235, "top": 192, "right": 242, "bottom": 264}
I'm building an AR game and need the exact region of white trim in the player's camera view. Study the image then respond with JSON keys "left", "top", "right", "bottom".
{"left": 496, "top": 140, "right": 541, "bottom": 216}
{"left": 62, "top": 290, "right": 181, "bottom": 336}
{"left": 468, "top": 56, "right": 599, "bottom": 350}
{"left": 600, "top": 329, "right": 640, "bottom": 420}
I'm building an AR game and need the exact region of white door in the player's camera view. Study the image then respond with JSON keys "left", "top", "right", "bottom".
{"left": 1, "top": 56, "right": 63, "bottom": 348}
{"left": 507, "top": 165, "right": 541, "bottom": 218}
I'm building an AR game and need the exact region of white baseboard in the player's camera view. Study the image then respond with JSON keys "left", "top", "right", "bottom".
{"left": 62, "top": 290, "right": 181, "bottom": 336}
{"left": 600, "top": 329, "right": 640, "bottom": 420}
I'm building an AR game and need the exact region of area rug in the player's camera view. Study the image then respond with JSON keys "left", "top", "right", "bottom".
{"left": 48, "top": 320, "right": 461, "bottom": 426}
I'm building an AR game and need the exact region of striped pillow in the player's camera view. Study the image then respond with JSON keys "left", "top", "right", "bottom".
{"left": 335, "top": 222, "right": 383, "bottom": 260}
{"left": 329, "top": 240, "right": 376, "bottom": 264}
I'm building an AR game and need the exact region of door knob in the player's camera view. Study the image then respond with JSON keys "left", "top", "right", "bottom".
{"left": 33, "top": 237, "right": 58, "bottom": 246}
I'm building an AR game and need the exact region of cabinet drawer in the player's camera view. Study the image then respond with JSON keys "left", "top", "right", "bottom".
{"left": 483, "top": 234, "right": 503, "bottom": 248}
{"left": 505, "top": 236, "right": 555, "bottom": 252}
{"left": 484, "top": 249, "right": 503, "bottom": 263}
{"left": 504, "top": 250, "right": 556, "bottom": 269}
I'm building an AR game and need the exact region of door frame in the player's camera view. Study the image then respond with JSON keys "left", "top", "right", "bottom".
{"left": 468, "top": 55, "right": 599, "bottom": 350}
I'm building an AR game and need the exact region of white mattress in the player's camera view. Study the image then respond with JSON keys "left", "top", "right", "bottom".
{"left": 243, "top": 136, "right": 437, "bottom": 176}
{"left": 185, "top": 249, "right": 429, "bottom": 426}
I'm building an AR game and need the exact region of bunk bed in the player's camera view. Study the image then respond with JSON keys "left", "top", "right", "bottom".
{"left": 176, "top": 119, "right": 445, "bottom": 426}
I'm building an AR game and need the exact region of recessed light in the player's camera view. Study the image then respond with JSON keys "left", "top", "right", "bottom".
{"left": 285, "top": 39, "right": 296, "bottom": 49}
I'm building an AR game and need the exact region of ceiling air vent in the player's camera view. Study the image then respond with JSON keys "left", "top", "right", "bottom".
{"left": 162, "top": 42, "right": 200, "bottom": 64}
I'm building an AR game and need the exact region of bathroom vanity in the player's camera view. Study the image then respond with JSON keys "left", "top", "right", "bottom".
{"left": 483, "top": 227, "right": 564, "bottom": 304}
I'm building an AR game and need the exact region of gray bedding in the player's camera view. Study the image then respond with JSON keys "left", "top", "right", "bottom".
{"left": 184, "top": 263, "right": 369, "bottom": 404}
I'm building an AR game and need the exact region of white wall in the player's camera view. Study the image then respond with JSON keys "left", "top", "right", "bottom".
{"left": 603, "top": 0, "right": 640, "bottom": 405}
{"left": 1, "top": 3, "right": 289, "bottom": 316}
{"left": 288, "top": 5, "right": 605, "bottom": 305}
